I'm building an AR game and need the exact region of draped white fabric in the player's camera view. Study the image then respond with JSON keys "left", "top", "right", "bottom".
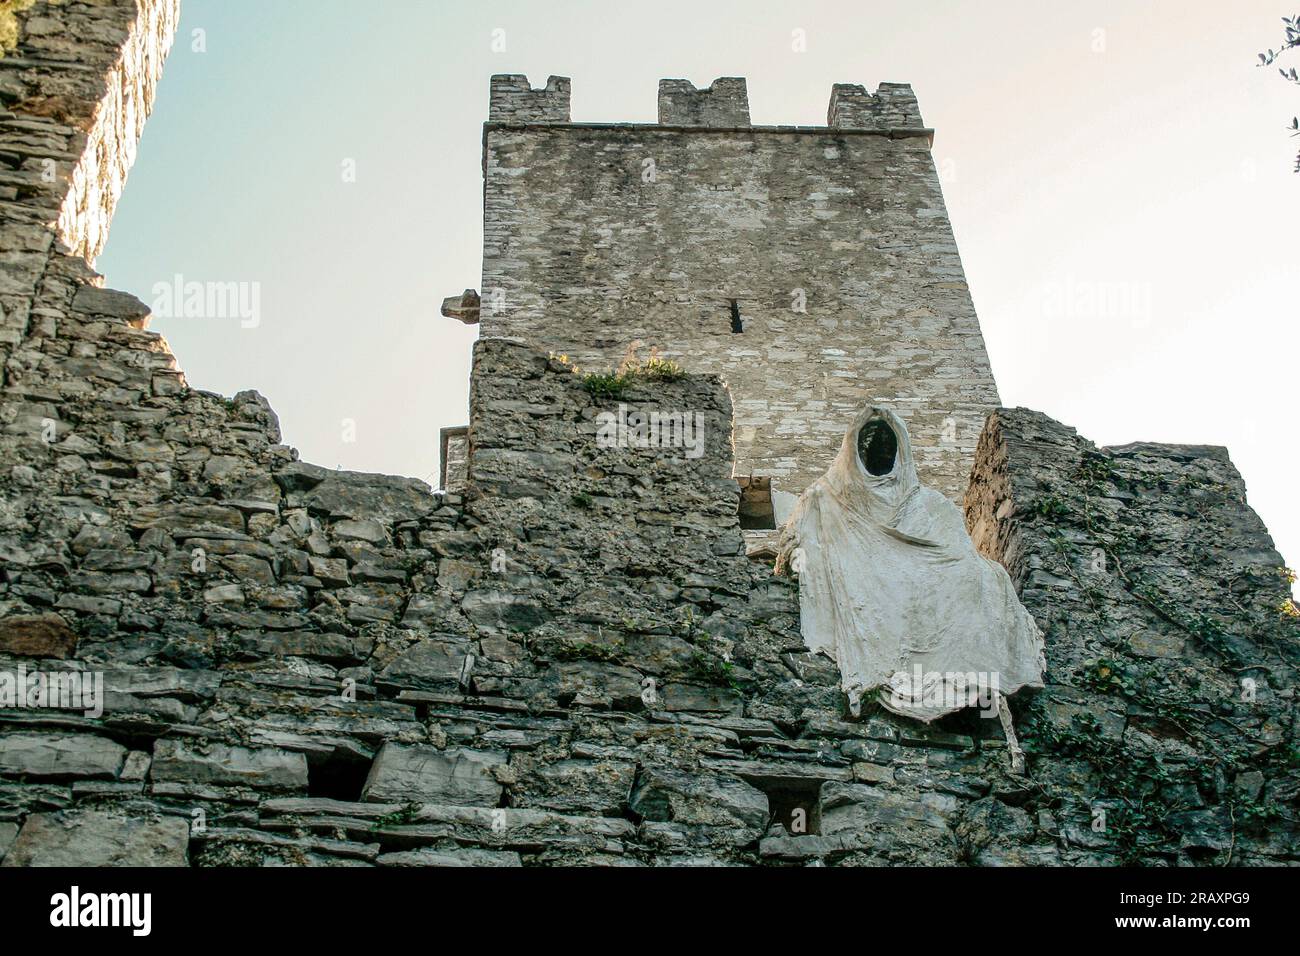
{"left": 777, "top": 406, "right": 1045, "bottom": 721}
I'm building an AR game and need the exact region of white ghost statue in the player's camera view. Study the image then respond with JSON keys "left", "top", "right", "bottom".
{"left": 776, "top": 405, "right": 1045, "bottom": 736}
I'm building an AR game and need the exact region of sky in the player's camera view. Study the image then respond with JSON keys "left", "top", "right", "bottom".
{"left": 98, "top": 0, "right": 1298, "bottom": 577}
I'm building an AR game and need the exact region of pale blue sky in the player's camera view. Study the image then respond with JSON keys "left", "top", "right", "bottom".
{"left": 99, "top": 0, "right": 1298, "bottom": 574}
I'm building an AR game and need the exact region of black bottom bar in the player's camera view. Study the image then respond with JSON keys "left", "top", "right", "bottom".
{"left": 0, "top": 866, "right": 1281, "bottom": 942}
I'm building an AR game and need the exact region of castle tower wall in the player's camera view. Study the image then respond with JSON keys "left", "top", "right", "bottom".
{"left": 0, "top": 0, "right": 180, "bottom": 267}
{"left": 479, "top": 76, "right": 1001, "bottom": 501}
{"left": 0, "top": 0, "right": 179, "bottom": 385}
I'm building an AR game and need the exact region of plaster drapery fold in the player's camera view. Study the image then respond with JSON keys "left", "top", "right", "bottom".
{"left": 777, "top": 406, "right": 1045, "bottom": 721}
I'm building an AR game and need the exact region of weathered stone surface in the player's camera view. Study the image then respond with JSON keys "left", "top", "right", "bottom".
{"left": 378, "top": 847, "right": 521, "bottom": 867}
{"left": 332, "top": 518, "right": 387, "bottom": 545}
{"left": 378, "top": 641, "right": 468, "bottom": 688}
{"left": 0, "top": 734, "right": 126, "bottom": 781}
{"left": 660, "top": 683, "right": 743, "bottom": 714}
{"left": 2, "top": 808, "right": 188, "bottom": 867}
{"left": 965, "top": 408, "right": 1298, "bottom": 865}
{"left": 1128, "top": 631, "right": 1186, "bottom": 659}
{"left": 460, "top": 589, "right": 551, "bottom": 632}
{"left": 955, "top": 795, "right": 1041, "bottom": 864}
{"left": 362, "top": 744, "right": 505, "bottom": 806}
{"left": 300, "top": 471, "right": 434, "bottom": 522}
{"left": 308, "top": 556, "right": 349, "bottom": 586}
{"left": 820, "top": 782, "right": 955, "bottom": 834}
{"left": 71, "top": 286, "right": 150, "bottom": 321}
{"left": 150, "top": 741, "right": 308, "bottom": 792}
{"left": 189, "top": 827, "right": 378, "bottom": 864}
{"left": 235, "top": 631, "right": 361, "bottom": 664}
{"left": 515, "top": 759, "right": 636, "bottom": 816}
{"left": 0, "top": 613, "right": 78, "bottom": 658}
{"left": 629, "top": 767, "right": 769, "bottom": 831}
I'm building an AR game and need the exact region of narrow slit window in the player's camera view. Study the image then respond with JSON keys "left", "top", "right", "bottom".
{"left": 729, "top": 299, "right": 744, "bottom": 334}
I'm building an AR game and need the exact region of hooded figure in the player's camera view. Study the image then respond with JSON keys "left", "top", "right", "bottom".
{"left": 776, "top": 405, "right": 1045, "bottom": 723}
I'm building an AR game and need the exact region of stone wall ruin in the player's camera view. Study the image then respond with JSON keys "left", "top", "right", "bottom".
{"left": 0, "top": 1, "right": 1295, "bottom": 867}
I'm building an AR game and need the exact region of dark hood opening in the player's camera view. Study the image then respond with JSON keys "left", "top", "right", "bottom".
{"left": 857, "top": 419, "right": 898, "bottom": 476}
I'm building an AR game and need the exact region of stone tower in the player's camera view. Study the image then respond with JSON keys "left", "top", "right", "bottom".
{"left": 446, "top": 74, "right": 1001, "bottom": 508}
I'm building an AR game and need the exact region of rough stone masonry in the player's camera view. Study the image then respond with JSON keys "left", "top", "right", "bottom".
{"left": 470, "top": 74, "right": 1000, "bottom": 506}
{"left": 0, "top": 1, "right": 1296, "bottom": 867}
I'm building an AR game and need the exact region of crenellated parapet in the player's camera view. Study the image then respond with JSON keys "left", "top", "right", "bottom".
{"left": 827, "top": 82, "right": 925, "bottom": 130}
{"left": 485, "top": 74, "right": 927, "bottom": 132}
{"left": 488, "top": 74, "right": 571, "bottom": 124}
{"left": 657, "top": 77, "right": 750, "bottom": 127}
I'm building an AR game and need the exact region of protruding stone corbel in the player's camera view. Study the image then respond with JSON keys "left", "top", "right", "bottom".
{"left": 441, "top": 289, "right": 480, "bottom": 325}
